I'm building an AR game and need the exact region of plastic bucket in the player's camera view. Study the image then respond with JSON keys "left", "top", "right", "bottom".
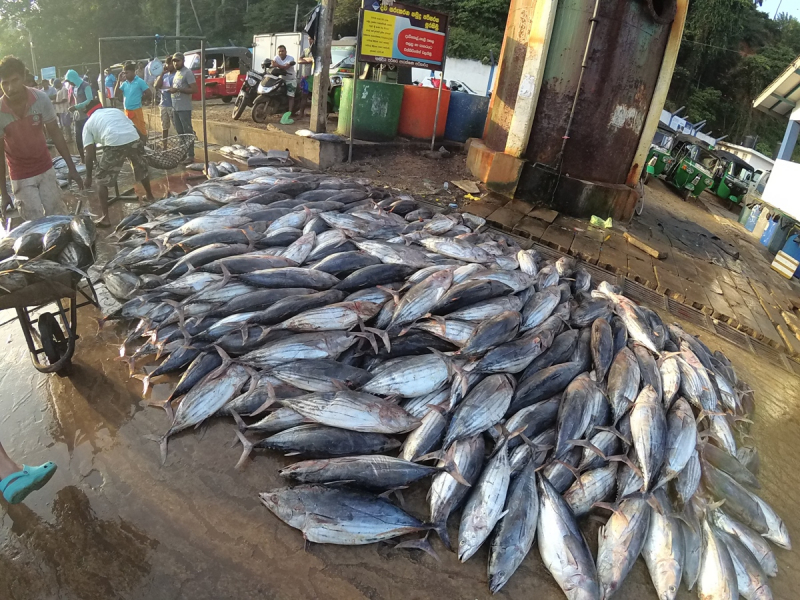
{"left": 398, "top": 85, "right": 451, "bottom": 139}
{"left": 781, "top": 234, "right": 800, "bottom": 277}
{"left": 337, "top": 79, "right": 404, "bottom": 142}
{"left": 760, "top": 214, "right": 780, "bottom": 247}
{"left": 738, "top": 204, "right": 752, "bottom": 226}
{"left": 753, "top": 208, "right": 771, "bottom": 239}
{"left": 444, "top": 92, "right": 490, "bottom": 142}
{"left": 767, "top": 219, "right": 794, "bottom": 255}
{"left": 744, "top": 203, "right": 762, "bottom": 232}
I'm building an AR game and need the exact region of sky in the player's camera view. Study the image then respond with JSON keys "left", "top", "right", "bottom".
{"left": 760, "top": 0, "right": 800, "bottom": 20}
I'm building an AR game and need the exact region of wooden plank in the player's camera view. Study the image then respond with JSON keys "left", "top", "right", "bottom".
{"left": 704, "top": 290, "right": 736, "bottom": 320}
{"left": 487, "top": 206, "right": 525, "bottom": 233}
{"left": 451, "top": 180, "right": 480, "bottom": 194}
{"left": 569, "top": 234, "right": 601, "bottom": 264}
{"left": 782, "top": 310, "right": 800, "bottom": 337}
{"left": 507, "top": 199, "right": 533, "bottom": 215}
{"left": 681, "top": 279, "right": 712, "bottom": 310}
{"left": 776, "top": 324, "right": 800, "bottom": 356}
{"left": 624, "top": 232, "right": 666, "bottom": 259}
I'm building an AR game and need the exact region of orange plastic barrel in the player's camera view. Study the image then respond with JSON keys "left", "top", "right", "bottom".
{"left": 398, "top": 85, "right": 451, "bottom": 139}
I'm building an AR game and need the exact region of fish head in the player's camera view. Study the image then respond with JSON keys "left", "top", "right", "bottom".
{"left": 258, "top": 489, "right": 307, "bottom": 527}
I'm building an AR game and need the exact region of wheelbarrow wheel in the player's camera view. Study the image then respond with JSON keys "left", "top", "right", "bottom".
{"left": 39, "top": 312, "right": 69, "bottom": 367}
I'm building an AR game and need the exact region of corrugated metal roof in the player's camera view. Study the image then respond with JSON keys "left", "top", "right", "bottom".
{"left": 753, "top": 54, "right": 800, "bottom": 119}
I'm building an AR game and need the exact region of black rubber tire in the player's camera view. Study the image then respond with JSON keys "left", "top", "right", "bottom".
{"left": 38, "top": 312, "right": 67, "bottom": 366}
{"left": 221, "top": 96, "right": 233, "bottom": 104}
{"left": 251, "top": 97, "right": 271, "bottom": 123}
{"left": 232, "top": 94, "right": 247, "bottom": 120}
{"left": 681, "top": 189, "right": 692, "bottom": 201}
{"left": 635, "top": 194, "right": 644, "bottom": 216}
{"left": 642, "top": 172, "right": 650, "bottom": 186}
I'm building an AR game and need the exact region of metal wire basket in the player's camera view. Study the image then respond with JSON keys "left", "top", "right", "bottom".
{"left": 143, "top": 134, "right": 196, "bottom": 170}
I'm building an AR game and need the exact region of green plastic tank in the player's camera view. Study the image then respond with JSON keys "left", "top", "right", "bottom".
{"left": 337, "top": 79, "right": 404, "bottom": 142}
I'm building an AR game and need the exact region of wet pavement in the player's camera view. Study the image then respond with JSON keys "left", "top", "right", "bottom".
{"left": 3, "top": 157, "right": 800, "bottom": 600}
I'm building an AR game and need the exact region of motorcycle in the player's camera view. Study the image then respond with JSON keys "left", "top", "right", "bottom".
{"left": 251, "top": 60, "right": 291, "bottom": 124}
{"left": 232, "top": 62, "right": 267, "bottom": 120}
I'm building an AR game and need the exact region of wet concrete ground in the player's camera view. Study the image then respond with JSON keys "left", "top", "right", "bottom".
{"left": 3, "top": 156, "right": 800, "bottom": 599}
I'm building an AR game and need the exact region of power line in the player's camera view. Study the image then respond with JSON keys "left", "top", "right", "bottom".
{"left": 680, "top": 37, "right": 743, "bottom": 54}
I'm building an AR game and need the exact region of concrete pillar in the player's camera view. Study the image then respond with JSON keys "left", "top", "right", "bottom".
{"left": 466, "top": 0, "right": 557, "bottom": 197}
{"left": 628, "top": 0, "right": 688, "bottom": 185}
{"left": 777, "top": 120, "right": 800, "bottom": 161}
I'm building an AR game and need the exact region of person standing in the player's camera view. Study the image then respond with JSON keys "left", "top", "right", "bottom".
{"left": 104, "top": 68, "right": 117, "bottom": 107}
{"left": 64, "top": 69, "right": 93, "bottom": 163}
{"left": 272, "top": 45, "right": 296, "bottom": 124}
{"left": 52, "top": 79, "right": 71, "bottom": 141}
{"left": 81, "top": 99, "right": 154, "bottom": 227}
{"left": 41, "top": 78, "right": 57, "bottom": 102}
{"left": 294, "top": 36, "right": 315, "bottom": 119}
{"left": 154, "top": 56, "right": 175, "bottom": 147}
{"left": 114, "top": 62, "right": 149, "bottom": 138}
{"left": 167, "top": 52, "right": 197, "bottom": 164}
{"left": 0, "top": 56, "right": 83, "bottom": 220}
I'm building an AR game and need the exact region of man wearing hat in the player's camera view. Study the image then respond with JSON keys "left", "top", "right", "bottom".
{"left": 165, "top": 52, "right": 197, "bottom": 164}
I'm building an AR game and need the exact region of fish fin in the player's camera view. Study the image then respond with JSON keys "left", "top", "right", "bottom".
{"left": 132, "top": 373, "right": 152, "bottom": 396}
{"left": 432, "top": 520, "right": 452, "bottom": 551}
{"left": 350, "top": 330, "right": 379, "bottom": 354}
{"left": 249, "top": 384, "right": 277, "bottom": 417}
{"left": 605, "top": 454, "right": 644, "bottom": 481}
{"left": 283, "top": 451, "right": 302, "bottom": 457}
{"left": 567, "top": 439, "right": 607, "bottom": 461}
{"left": 591, "top": 501, "right": 629, "bottom": 526}
{"left": 330, "top": 378, "right": 349, "bottom": 391}
{"left": 116, "top": 355, "right": 137, "bottom": 378}
{"left": 145, "top": 433, "right": 170, "bottom": 466}
{"left": 376, "top": 284, "right": 401, "bottom": 305}
{"left": 233, "top": 430, "right": 255, "bottom": 470}
{"left": 441, "top": 443, "right": 471, "bottom": 487}
{"left": 551, "top": 459, "right": 581, "bottom": 488}
{"left": 204, "top": 345, "right": 233, "bottom": 381}
{"left": 364, "top": 327, "right": 391, "bottom": 352}
{"left": 415, "top": 449, "right": 445, "bottom": 463}
{"left": 394, "top": 533, "right": 440, "bottom": 562}
{"left": 230, "top": 409, "right": 248, "bottom": 433}
{"left": 428, "top": 402, "right": 448, "bottom": 416}
{"left": 594, "top": 425, "right": 632, "bottom": 447}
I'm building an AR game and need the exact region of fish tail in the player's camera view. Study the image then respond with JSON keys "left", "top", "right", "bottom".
{"left": 132, "top": 373, "right": 152, "bottom": 396}
{"left": 432, "top": 520, "right": 452, "bottom": 551}
{"left": 394, "top": 532, "right": 440, "bottom": 562}
{"left": 441, "top": 443, "right": 471, "bottom": 487}
{"left": 234, "top": 429, "right": 255, "bottom": 470}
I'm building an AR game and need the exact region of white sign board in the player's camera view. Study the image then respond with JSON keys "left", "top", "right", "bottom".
{"left": 761, "top": 159, "right": 800, "bottom": 221}
{"left": 40, "top": 66, "right": 56, "bottom": 81}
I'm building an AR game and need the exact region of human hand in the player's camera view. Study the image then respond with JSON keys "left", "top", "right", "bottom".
{"left": 68, "top": 168, "right": 85, "bottom": 190}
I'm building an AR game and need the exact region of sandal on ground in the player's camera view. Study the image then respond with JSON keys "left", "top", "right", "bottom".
{"left": 0, "top": 462, "right": 57, "bottom": 504}
{"left": 93, "top": 217, "right": 112, "bottom": 228}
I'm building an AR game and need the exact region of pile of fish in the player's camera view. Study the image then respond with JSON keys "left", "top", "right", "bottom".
{"left": 102, "top": 166, "right": 789, "bottom": 599}
{"left": 53, "top": 155, "right": 87, "bottom": 188}
{"left": 0, "top": 214, "right": 96, "bottom": 294}
{"left": 187, "top": 161, "right": 240, "bottom": 179}
{"left": 218, "top": 144, "right": 267, "bottom": 160}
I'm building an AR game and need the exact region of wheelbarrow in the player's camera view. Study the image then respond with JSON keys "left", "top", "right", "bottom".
{"left": 0, "top": 272, "right": 99, "bottom": 374}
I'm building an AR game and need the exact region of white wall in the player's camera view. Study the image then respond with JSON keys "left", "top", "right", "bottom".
{"left": 762, "top": 159, "right": 800, "bottom": 220}
{"left": 412, "top": 58, "right": 496, "bottom": 96}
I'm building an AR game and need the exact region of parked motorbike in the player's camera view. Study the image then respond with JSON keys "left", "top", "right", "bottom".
{"left": 251, "top": 60, "right": 291, "bottom": 123}
{"left": 232, "top": 63, "right": 266, "bottom": 120}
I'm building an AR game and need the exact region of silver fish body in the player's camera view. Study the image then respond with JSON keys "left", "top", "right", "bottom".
{"left": 282, "top": 390, "right": 418, "bottom": 433}
{"left": 698, "top": 519, "right": 738, "bottom": 600}
{"left": 444, "top": 374, "right": 514, "bottom": 447}
{"left": 537, "top": 475, "right": 600, "bottom": 600}
{"left": 596, "top": 495, "right": 651, "bottom": 599}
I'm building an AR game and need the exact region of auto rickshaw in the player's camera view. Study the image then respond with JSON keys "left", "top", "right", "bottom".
{"left": 709, "top": 149, "right": 755, "bottom": 204}
{"left": 663, "top": 133, "right": 716, "bottom": 200}
{"left": 642, "top": 124, "right": 676, "bottom": 184}
{"left": 184, "top": 46, "right": 252, "bottom": 103}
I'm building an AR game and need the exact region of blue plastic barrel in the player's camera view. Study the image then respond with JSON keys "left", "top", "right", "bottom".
{"left": 781, "top": 234, "right": 800, "bottom": 277}
{"left": 444, "top": 92, "right": 490, "bottom": 143}
{"left": 744, "top": 204, "right": 762, "bottom": 232}
{"left": 761, "top": 215, "right": 780, "bottom": 246}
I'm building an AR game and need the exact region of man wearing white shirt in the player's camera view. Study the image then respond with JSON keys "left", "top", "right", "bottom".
{"left": 81, "top": 98, "right": 154, "bottom": 226}
{"left": 272, "top": 45, "right": 297, "bottom": 104}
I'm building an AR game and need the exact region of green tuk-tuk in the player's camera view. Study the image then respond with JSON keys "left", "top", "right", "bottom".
{"left": 710, "top": 149, "right": 755, "bottom": 204}
{"left": 642, "top": 124, "right": 676, "bottom": 185}
{"left": 663, "top": 134, "right": 716, "bottom": 200}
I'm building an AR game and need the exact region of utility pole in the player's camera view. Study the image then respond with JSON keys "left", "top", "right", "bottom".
{"left": 26, "top": 28, "right": 37, "bottom": 75}
{"left": 310, "top": 0, "right": 336, "bottom": 133}
{"left": 176, "top": 0, "right": 181, "bottom": 53}
{"left": 294, "top": 4, "right": 299, "bottom": 32}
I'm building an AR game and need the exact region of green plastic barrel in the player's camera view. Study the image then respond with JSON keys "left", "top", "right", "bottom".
{"left": 337, "top": 79, "right": 404, "bottom": 142}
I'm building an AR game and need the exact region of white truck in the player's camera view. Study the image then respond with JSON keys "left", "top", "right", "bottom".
{"left": 252, "top": 32, "right": 307, "bottom": 71}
